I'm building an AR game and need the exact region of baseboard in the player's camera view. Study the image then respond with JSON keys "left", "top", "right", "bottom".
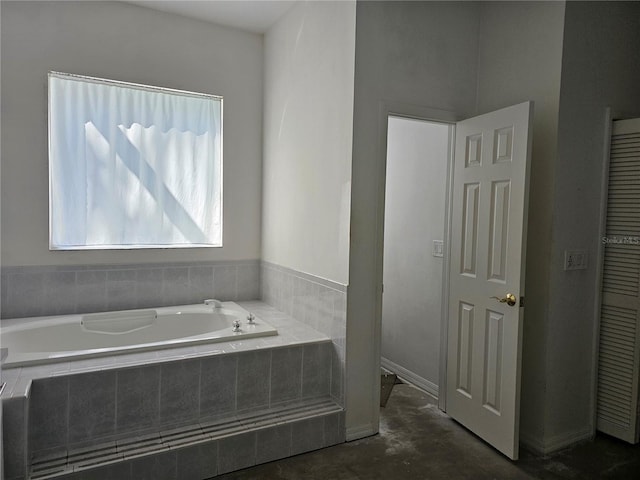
{"left": 381, "top": 356, "right": 439, "bottom": 399}
{"left": 520, "top": 426, "right": 593, "bottom": 455}
{"left": 346, "top": 423, "right": 378, "bottom": 442}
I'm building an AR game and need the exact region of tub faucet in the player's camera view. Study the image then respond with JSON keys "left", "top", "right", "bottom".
{"left": 204, "top": 299, "right": 222, "bottom": 309}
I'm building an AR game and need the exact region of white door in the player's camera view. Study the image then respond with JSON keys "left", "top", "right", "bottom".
{"left": 446, "top": 101, "right": 533, "bottom": 460}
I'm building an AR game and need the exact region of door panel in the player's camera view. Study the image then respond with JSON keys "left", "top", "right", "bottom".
{"left": 461, "top": 183, "right": 480, "bottom": 276}
{"left": 457, "top": 301, "right": 475, "bottom": 397}
{"left": 447, "top": 102, "right": 533, "bottom": 460}
{"left": 488, "top": 180, "right": 511, "bottom": 282}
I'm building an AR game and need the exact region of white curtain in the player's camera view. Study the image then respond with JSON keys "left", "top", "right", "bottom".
{"left": 49, "top": 73, "right": 222, "bottom": 249}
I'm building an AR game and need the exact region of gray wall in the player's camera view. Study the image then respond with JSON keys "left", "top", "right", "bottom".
{"left": 545, "top": 0, "right": 640, "bottom": 450}
{"left": 475, "top": 0, "right": 565, "bottom": 451}
{"left": 261, "top": 0, "right": 355, "bottom": 285}
{"left": 260, "top": 0, "right": 354, "bottom": 417}
{"left": 1, "top": 0, "right": 263, "bottom": 268}
{"left": 381, "top": 117, "right": 449, "bottom": 394}
{"left": 347, "top": 0, "right": 480, "bottom": 439}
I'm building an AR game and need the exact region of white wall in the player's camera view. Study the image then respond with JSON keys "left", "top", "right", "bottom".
{"left": 0, "top": 0, "right": 263, "bottom": 267}
{"left": 262, "top": 0, "right": 356, "bottom": 285}
{"left": 347, "top": 0, "right": 480, "bottom": 439}
{"left": 475, "top": 0, "right": 565, "bottom": 451}
{"left": 545, "top": 0, "right": 640, "bottom": 449}
{"left": 382, "top": 117, "right": 449, "bottom": 392}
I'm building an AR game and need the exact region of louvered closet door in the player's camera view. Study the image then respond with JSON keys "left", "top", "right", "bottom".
{"left": 598, "top": 118, "right": 640, "bottom": 444}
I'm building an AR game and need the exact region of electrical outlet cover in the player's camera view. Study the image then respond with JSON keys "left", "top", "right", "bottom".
{"left": 564, "top": 249, "right": 588, "bottom": 270}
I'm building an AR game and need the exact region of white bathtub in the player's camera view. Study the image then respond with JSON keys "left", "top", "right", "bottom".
{"left": 0, "top": 302, "right": 277, "bottom": 367}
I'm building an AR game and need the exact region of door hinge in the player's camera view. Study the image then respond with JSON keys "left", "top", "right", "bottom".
{"left": 519, "top": 296, "right": 525, "bottom": 308}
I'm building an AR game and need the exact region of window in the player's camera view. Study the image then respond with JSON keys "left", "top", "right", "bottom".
{"left": 48, "top": 72, "right": 222, "bottom": 250}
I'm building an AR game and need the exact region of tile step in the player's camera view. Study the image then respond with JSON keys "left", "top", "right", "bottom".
{"left": 29, "top": 398, "right": 342, "bottom": 480}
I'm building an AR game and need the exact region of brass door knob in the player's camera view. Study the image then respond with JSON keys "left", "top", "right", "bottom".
{"left": 490, "top": 293, "right": 517, "bottom": 306}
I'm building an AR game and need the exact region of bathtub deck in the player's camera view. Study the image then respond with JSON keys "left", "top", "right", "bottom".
{"left": 1, "top": 301, "right": 328, "bottom": 399}
{"left": 1, "top": 301, "right": 345, "bottom": 480}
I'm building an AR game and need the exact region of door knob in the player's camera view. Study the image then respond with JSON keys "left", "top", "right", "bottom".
{"left": 490, "top": 293, "right": 517, "bottom": 306}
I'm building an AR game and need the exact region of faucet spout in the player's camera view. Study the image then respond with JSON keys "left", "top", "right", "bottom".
{"left": 204, "top": 299, "right": 222, "bottom": 309}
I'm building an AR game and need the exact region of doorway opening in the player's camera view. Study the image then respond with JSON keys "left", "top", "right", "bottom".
{"left": 372, "top": 102, "right": 533, "bottom": 460}
{"left": 380, "top": 115, "right": 452, "bottom": 408}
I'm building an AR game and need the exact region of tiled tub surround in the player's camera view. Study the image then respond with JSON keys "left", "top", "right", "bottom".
{"left": 1, "top": 260, "right": 260, "bottom": 320}
{"left": 261, "top": 262, "right": 346, "bottom": 406}
{"left": 1, "top": 302, "right": 345, "bottom": 480}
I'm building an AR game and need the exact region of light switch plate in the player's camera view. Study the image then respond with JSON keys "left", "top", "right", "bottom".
{"left": 432, "top": 240, "right": 444, "bottom": 258}
{"left": 564, "top": 249, "right": 588, "bottom": 270}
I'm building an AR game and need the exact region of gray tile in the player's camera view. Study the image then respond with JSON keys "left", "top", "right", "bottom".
{"left": 1, "top": 367, "right": 21, "bottom": 396}
{"left": 68, "top": 371, "right": 117, "bottom": 445}
{"left": 136, "top": 268, "right": 163, "bottom": 308}
{"left": 270, "top": 346, "right": 302, "bottom": 405}
{"left": 217, "top": 431, "right": 256, "bottom": 475}
{"left": 116, "top": 365, "right": 160, "bottom": 433}
{"left": 259, "top": 266, "right": 274, "bottom": 306}
{"left": 236, "top": 350, "right": 270, "bottom": 411}
{"left": 237, "top": 264, "right": 260, "bottom": 301}
{"left": 3, "top": 396, "right": 27, "bottom": 479}
{"left": 160, "top": 424, "right": 206, "bottom": 448}
{"left": 7, "top": 272, "right": 44, "bottom": 318}
{"left": 75, "top": 460, "right": 132, "bottom": 480}
{"left": 256, "top": 424, "right": 292, "bottom": 465}
{"left": 302, "top": 343, "right": 332, "bottom": 398}
{"left": 30, "top": 376, "right": 69, "bottom": 454}
{"left": 188, "top": 266, "right": 214, "bottom": 304}
{"left": 280, "top": 272, "right": 294, "bottom": 315}
{"left": 291, "top": 416, "right": 325, "bottom": 456}
{"left": 200, "top": 355, "right": 237, "bottom": 418}
{"left": 55, "top": 472, "right": 83, "bottom": 480}
{"left": 176, "top": 440, "right": 218, "bottom": 480}
{"left": 331, "top": 344, "right": 345, "bottom": 405}
{"left": 291, "top": 276, "right": 307, "bottom": 323}
{"left": 324, "top": 411, "right": 346, "bottom": 446}
{"left": 159, "top": 359, "right": 200, "bottom": 426}
{"left": 270, "top": 269, "right": 283, "bottom": 311}
{"left": 107, "top": 270, "right": 137, "bottom": 311}
{"left": 333, "top": 290, "right": 347, "bottom": 332}
{"left": 130, "top": 450, "right": 176, "bottom": 480}
{"left": 76, "top": 271, "right": 107, "bottom": 314}
{"left": 305, "top": 282, "right": 321, "bottom": 330}
{"left": 213, "top": 265, "right": 238, "bottom": 301}
{"left": 316, "top": 287, "right": 335, "bottom": 337}
{"left": 1, "top": 271, "right": 8, "bottom": 297}
{"left": 30, "top": 463, "right": 71, "bottom": 479}
{"left": 107, "top": 269, "right": 137, "bottom": 282}
{"left": 162, "top": 267, "right": 189, "bottom": 307}
{"left": 42, "top": 271, "right": 77, "bottom": 316}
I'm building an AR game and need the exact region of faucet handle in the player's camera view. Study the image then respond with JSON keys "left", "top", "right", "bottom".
{"left": 232, "top": 319, "right": 241, "bottom": 332}
{"left": 247, "top": 313, "right": 255, "bottom": 324}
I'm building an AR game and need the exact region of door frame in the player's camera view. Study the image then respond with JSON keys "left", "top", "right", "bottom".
{"left": 591, "top": 107, "right": 613, "bottom": 437}
{"left": 374, "top": 100, "right": 459, "bottom": 420}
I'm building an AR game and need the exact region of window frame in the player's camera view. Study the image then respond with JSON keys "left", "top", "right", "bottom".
{"left": 48, "top": 71, "right": 224, "bottom": 251}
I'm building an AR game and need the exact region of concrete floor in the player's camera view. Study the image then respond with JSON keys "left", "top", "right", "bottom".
{"left": 217, "top": 383, "right": 640, "bottom": 479}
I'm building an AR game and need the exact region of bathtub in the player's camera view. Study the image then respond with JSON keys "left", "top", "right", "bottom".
{"left": 0, "top": 301, "right": 277, "bottom": 367}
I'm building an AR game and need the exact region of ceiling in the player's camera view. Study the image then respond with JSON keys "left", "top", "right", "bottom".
{"left": 127, "top": 1, "right": 298, "bottom": 34}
